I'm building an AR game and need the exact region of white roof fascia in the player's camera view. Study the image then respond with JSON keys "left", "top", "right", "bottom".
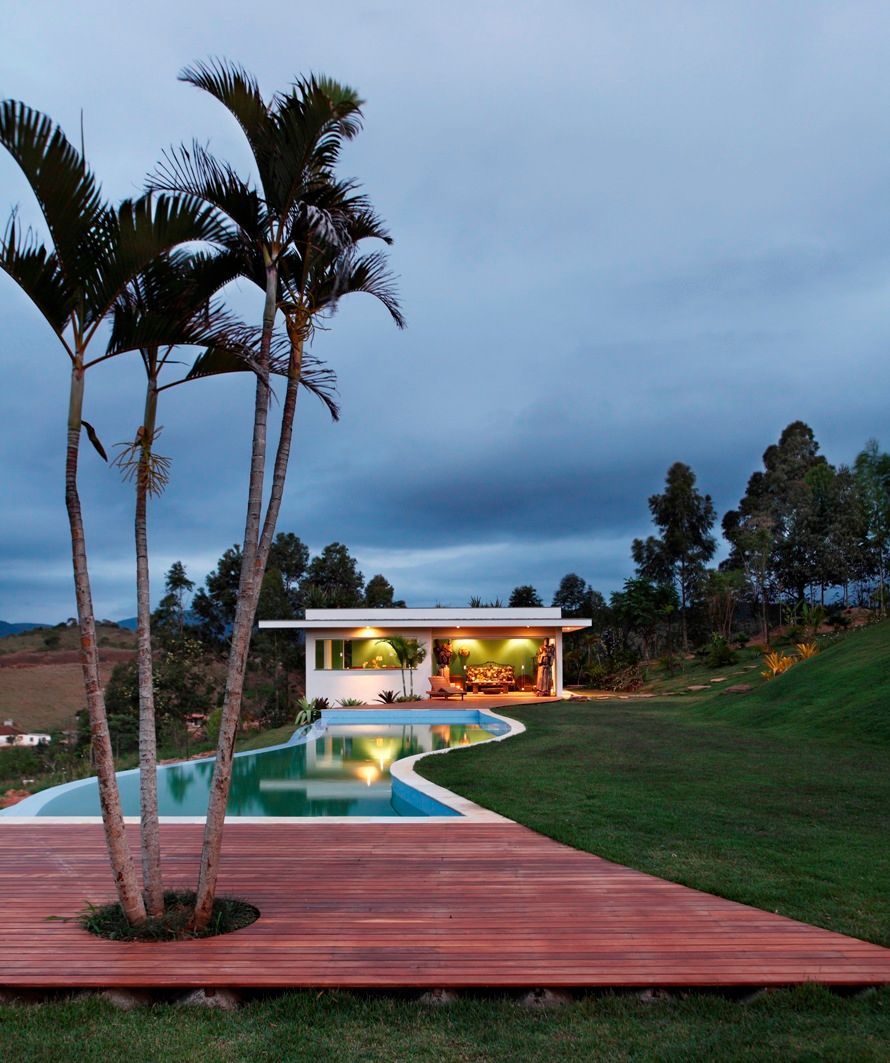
{"left": 303, "top": 607, "right": 562, "bottom": 621}
{"left": 259, "top": 618, "right": 592, "bottom": 632}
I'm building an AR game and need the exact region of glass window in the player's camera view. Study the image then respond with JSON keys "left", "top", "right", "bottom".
{"left": 314, "top": 639, "right": 400, "bottom": 671}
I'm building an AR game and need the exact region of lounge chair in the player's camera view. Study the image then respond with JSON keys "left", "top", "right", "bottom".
{"left": 428, "top": 676, "right": 467, "bottom": 700}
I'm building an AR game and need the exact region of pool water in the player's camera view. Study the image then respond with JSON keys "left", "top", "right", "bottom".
{"left": 15, "top": 711, "right": 508, "bottom": 818}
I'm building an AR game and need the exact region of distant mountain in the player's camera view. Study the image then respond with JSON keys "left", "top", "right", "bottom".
{"left": 116, "top": 617, "right": 138, "bottom": 630}
{"left": 0, "top": 621, "right": 51, "bottom": 637}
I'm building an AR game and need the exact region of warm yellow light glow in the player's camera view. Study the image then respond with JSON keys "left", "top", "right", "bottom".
{"left": 357, "top": 765, "right": 379, "bottom": 787}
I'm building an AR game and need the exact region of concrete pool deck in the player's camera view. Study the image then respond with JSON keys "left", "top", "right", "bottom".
{"left": 1, "top": 820, "right": 889, "bottom": 990}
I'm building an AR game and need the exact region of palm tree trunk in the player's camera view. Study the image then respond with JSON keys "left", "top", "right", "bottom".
{"left": 67, "top": 362, "right": 146, "bottom": 925}
{"left": 255, "top": 332, "right": 303, "bottom": 572}
{"left": 135, "top": 379, "right": 163, "bottom": 917}
{"left": 192, "top": 262, "right": 277, "bottom": 931}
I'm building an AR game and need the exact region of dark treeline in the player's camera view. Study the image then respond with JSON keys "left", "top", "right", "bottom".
{"left": 103, "top": 419, "right": 890, "bottom": 727}
{"left": 504, "top": 422, "right": 890, "bottom": 688}
{"left": 100, "top": 537, "right": 400, "bottom": 747}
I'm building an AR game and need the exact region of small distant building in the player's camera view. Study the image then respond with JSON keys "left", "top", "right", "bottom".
{"left": 259, "top": 607, "right": 591, "bottom": 704}
{"left": 0, "top": 719, "right": 51, "bottom": 748}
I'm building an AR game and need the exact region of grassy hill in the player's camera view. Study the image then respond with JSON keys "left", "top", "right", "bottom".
{"left": 0, "top": 623, "right": 136, "bottom": 731}
{"left": 699, "top": 621, "right": 890, "bottom": 744}
{"left": 420, "top": 622, "right": 890, "bottom": 946}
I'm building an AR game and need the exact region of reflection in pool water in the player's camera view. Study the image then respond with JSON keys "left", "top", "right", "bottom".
{"left": 31, "top": 720, "right": 503, "bottom": 818}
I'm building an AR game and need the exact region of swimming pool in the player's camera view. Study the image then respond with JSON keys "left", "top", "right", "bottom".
{"left": 2, "top": 709, "right": 513, "bottom": 819}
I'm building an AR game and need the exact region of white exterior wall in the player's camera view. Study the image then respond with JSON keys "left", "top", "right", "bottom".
{"left": 306, "top": 629, "right": 434, "bottom": 704}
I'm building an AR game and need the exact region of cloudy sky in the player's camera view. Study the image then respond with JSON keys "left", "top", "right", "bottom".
{"left": 2, "top": 1, "right": 890, "bottom": 621}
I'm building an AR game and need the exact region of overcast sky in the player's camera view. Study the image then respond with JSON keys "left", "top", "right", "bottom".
{"left": 2, "top": 1, "right": 890, "bottom": 621}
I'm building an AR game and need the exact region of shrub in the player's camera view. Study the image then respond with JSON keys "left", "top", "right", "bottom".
{"left": 336, "top": 697, "right": 365, "bottom": 707}
{"left": 294, "top": 697, "right": 328, "bottom": 727}
{"left": 376, "top": 690, "right": 399, "bottom": 704}
{"left": 796, "top": 642, "right": 819, "bottom": 659}
{"left": 761, "top": 651, "right": 795, "bottom": 680}
{"left": 395, "top": 694, "right": 422, "bottom": 702}
{"left": 706, "top": 635, "right": 737, "bottom": 668}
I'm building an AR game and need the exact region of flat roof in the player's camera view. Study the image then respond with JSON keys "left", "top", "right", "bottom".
{"left": 259, "top": 607, "right": 591, "bottom": 633}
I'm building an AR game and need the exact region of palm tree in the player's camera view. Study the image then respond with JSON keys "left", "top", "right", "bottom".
{"left": 109, "top": 253, "right": 341, "bottom": 915}
{"left": 108, "top": 252, "right": 241, "bottom": 916}
{"left": 149, "top": 61, "right": 403, "bottom": 929}
{"left": 0, "top": 101, "right": 221, "bottom": 924}
{"left": 375, "top": 637, "right": 427, "bottom": 697}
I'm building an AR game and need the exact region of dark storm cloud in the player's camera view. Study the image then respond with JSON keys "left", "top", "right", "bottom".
{"left": 3, "top": 1, "right": 890, "bottom": 617}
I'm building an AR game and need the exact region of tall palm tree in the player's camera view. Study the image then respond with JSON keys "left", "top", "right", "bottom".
{"left": 150, "top": 61, "right": 403, "bottom": 929}
{"left": 109, "top": 252, "right": 341, "bottom": 915}
{"left": 0, "top": 101, "right": 222, "bottom": 924}
{"left": 108, "top": 252, "right": 240, "bottom": 916}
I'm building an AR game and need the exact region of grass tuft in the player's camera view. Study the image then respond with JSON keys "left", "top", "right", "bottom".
{"left": 78, "top": 890, "right": 259, "bottom": 942}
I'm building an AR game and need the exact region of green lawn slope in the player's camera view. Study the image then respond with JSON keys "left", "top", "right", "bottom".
{"left": 419, "top": 624, "right": 890, "bottom": 946}
{"left": 700, "top": 621, "right": 890, "bottom": 745}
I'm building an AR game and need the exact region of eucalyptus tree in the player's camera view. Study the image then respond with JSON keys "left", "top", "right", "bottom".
{"left": 0, "top": 101, "right": 221, "bottom": 924}
{"left": 633, "top": 463, "right": 716, "bottom": 652}
{"left": 150, "top": 61, "right": 404, "bottom": 929}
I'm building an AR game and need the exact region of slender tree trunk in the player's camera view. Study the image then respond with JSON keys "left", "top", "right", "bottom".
{"left": 680, "top": 567, "right": 688, "bottom": 653}
{"left": 135, "top": 379, "right": 163, "bottom": 917}
{"left": 192, "top": 262, "right": 277, "bottom": 930}
{"left": 67, "top": 362, "right": 146, "bottom": 925}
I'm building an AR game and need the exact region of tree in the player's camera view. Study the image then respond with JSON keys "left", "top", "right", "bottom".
{"left": 155, "top": 562, "right": 195, "bottom": 640}
{"left": 300, "top": 542, "right": 365, "bottom": 607}
{"left": 509, "top": 585, "right": 543, "bottom": 608}
{"left": 633, "top": 463, "right": 716, "bottom": 652}
{"left": 855, "top": 440, "right": 890, "bottom": 616}
{"left": 365, "top": 574, "right": 397, "bottom": 607}
{"left": 151, "top": 62, "right": 403, "bottom": 929}
{"left": 268, "top": 533, "right": 309, "bottom": 613}
{"left": 108, "top": 252, "right": 248, "bottom": 915}
{"left": 610, "top": 578, "right": 678, "bottom": 661}
{"left": 0, "top": 100, "right": 219, "bottom": 925}
{"left": 192, "top": 545, "right": 243, "bottom": 645}
{"left": 375, "top": 635, "right": 427, "bottom": 696}
{"left": 552, "top": 574, "right": 592, "bottom": 617}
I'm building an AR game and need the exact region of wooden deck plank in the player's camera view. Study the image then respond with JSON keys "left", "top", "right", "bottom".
{"left": 0, "top": 822, "right": 888, "bottom": 988}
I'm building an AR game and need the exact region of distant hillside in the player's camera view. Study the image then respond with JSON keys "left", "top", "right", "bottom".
{"left": 0, "top": 622, "right": 137, "bottom": 730}
{"left": 703, "top": 620, "right": 890, "bottom": 745}
{"left": 0, "top": 621, "right": 50, "bottom": 638}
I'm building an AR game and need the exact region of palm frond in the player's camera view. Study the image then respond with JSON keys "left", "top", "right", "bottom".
{"left": 89, "top": 194, "right": 229, "bottom": 328}
{"left": 266, "top": 78, "right": 363, "bottom": 219}
{"left": 297, "top": 351, "right": 340, "bottom": 421}
{"left": 284, "top": 248, "right": 404, "bottom": 329}
{"left": 106, "top": 248, "right": 244, "bottom": 360}
{"left": 147, "top": 142, "right": 264, "bottom": 240}
{"left": 178, "top": 59, "right": 271, "bottom": 162}
{"left": 184, "top": 327, "right": 339, "bottom": 420}
{"left": 0, "top": 210, "right": 74, "bottom": 339}
{"left": 0, "top": 99, "right": 109, "bottom": 296}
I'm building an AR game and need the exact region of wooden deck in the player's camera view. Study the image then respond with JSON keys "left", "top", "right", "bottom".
{"left": 1, "top": 822, "right": 889, "bottom": 989}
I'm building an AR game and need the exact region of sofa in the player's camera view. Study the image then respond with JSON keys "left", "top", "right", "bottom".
{"left": 464, "top": 662, "right": 516, "bottom": 693}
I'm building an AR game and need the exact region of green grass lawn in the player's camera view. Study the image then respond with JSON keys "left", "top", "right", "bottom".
{"left": 421, "top": 622, "right": 890, "bottom": 947}
{"left": 2, "top": 985, "right": 889, "bottom": 1063}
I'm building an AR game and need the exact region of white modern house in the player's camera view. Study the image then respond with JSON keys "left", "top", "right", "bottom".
{"left": 259, "top": 607, "right": 591, "bottom": 704}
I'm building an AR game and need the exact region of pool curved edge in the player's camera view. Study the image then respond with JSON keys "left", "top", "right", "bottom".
{"left": 0, "top": 708, "right": 525, "bottom": 823}
{"left": 388, "top": 707, "right": 525, "bottom": 822}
